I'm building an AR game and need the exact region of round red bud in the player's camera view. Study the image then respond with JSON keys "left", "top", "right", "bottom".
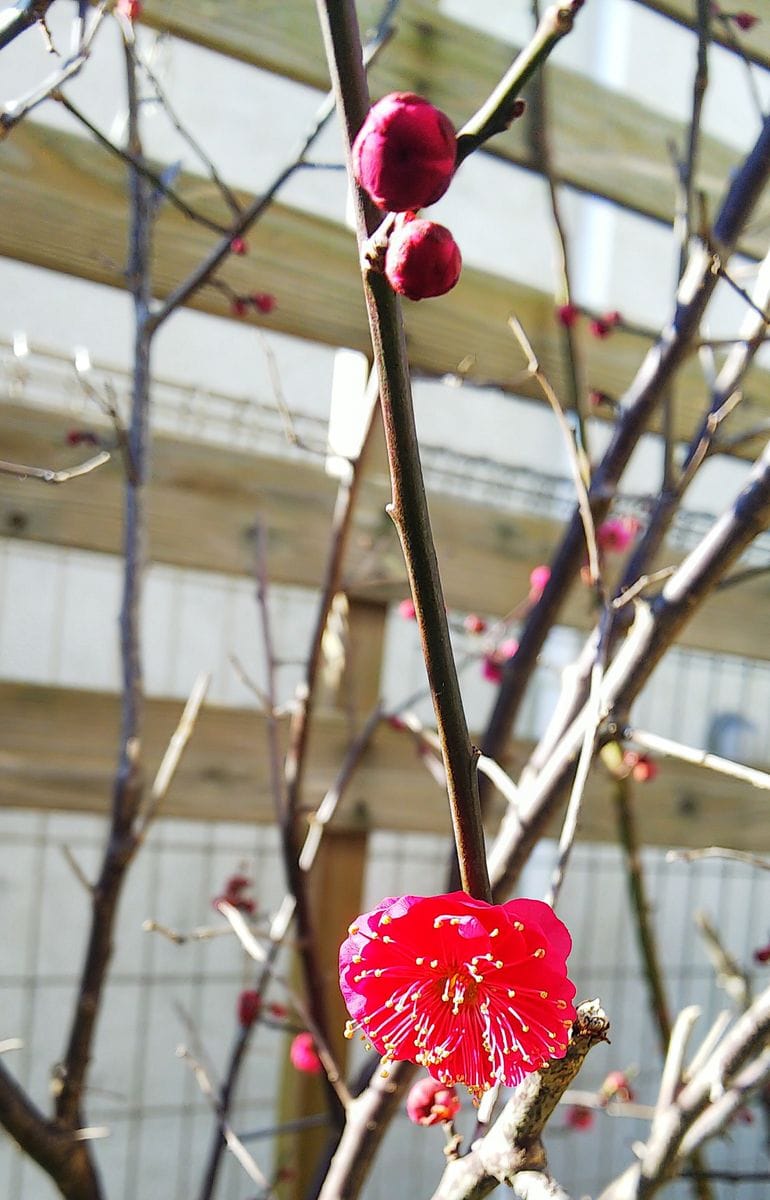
{"left": 463, "top": 613, "right": 487, "bottom": 635}
{"left": 237, "top": 989, "right": 261, "bottom": 1027}
{"left": 230, "top": 237, "right": 248, "bottom": 256}
{"left": 353, "top": 92, "right": 457, "bottom": 212}
{"left": 231, "top": 297, "right": 248, "bottom": 318}
{"left": 732, "top": 12, "right": 759, "bottom": 31}
{"left": 589, "top": 317, "right": 612, "bottom": 339}
{"left": 385, "top": 214, "right": 462, "bottom": 301}
{"left": 252, "top": 292, "right": 276, "bottom": 314}
{"left": 556, "top": 303, "right": 580, "bottom": 328}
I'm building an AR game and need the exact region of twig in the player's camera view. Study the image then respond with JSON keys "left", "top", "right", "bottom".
{"left": 60, "top": 846, "right": 94, "bottom": 896}
{"left": 148, "top": 2, "right": 398, "bottom": 331}
{"left": 508, "top": 315, "right": 599, "bottom": 584}
{"left": 0, "top": 450, "right": 110, "bottom": 483}
{"left": 455, "top": 1, "right": 585, "bottom": 162}
{"left": 625, "top": 727, "right": 770, "bottom": 792}
{"left": 695, "top": 912, "right": 751, "bottom": 1010}
{"left": 613, "top": 776, "right": 672, "bottom": 1054}
{"left": 55, "top": 94, "right": 232, "bottom": 237}
{"left": 0, "top": 2, "right": 107, "bottom": 131}
{"left": 136, "top": 671, "right": 211, "bottom": 835}
{"left": 667, "top": 847, "right": 770, "bottom": 872}
{"left": 176, "top": 1047, "right": 275, "bottom": 1195}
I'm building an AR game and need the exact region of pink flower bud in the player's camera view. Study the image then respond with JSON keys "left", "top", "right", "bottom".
{"left": 482, "top": 639, "right": 518, "bottom": 683}
{"left": 251, "top": 293, "right": 276, "bottom": 314}
{"left": 230, "top": 237, "right": 248, "bottom": 256}
{"left": 597, "top": 516, "right": 640, "bottom": 554}
{"left": 66, "top": 430, "right": 100, "bottom": 447}
{"left": 353, "top": 92, "right": 457, "bottom": 212}
{"left": 268, "top": 1002, "right": 289, "bottom": 1019}
{"left": 555, "top": 303, "right": 580, "bottom": 328}
{"left": 290, "top": 1031, "right": 322, "bottom": 1075}
{"left": 753, "top": 941, "right": 770, "bottom": 964}
{"left": 398, "top": 597, "right": 417, "bottom": 620}
{"left": 237, "top": 990, "right": 261, "bottom": 1027}
{"left": 385, "top": 214, "right": 462, "bottom": 301}
{"left": 406, "top": 1076, "right": 461, "bottom": 1126}
{"left": 231, "top": 297, "right": 248, "bottom": 318}
{"left": 528, "top": 564, "right": 551, "bottom": 602}
{"left": 600, "top": 1069, "right": 635, "bottom": 1104}
{"left": 463, "top": 613, "right": 487, "bottom": 635}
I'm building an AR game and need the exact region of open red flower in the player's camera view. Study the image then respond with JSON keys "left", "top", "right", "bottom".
{"left": 406, "top": 1076, "right": 461, "bottom": 1126}
{"left": 340, "top": 892, "right": 576, "bottom": 1099}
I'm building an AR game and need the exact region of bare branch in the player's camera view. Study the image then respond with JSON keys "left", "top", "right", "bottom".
{"left": 0, "top": 450, "right": 110, "bottom": 483}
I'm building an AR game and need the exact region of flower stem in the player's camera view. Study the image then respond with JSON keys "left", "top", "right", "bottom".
{"left": 316, "top": 0, "right": 491, "bottom": 902}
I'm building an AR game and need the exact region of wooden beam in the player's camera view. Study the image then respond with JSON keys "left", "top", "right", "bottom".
{"left": 3, "top": 400, "right": 770, "bottom": 662}
{"left": 2, "top": 682, "right": 769, "bottom": 852}
{"left": 1, "top": 124, "right": 768, "bottom": 460}
{"left": 139, "top": 0, "right": 770, "bottom": 258}
{"left": 634, "top": 0, "right": 770, "bottom": 71}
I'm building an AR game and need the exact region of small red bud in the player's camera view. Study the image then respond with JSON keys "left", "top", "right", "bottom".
{"left": 463, "top": 613, "right": 487, "bottom": 635}
{"left": 528, "top": 564, "right": 551, "bottom": 602}
{"left": 604, "top": 310, "right": 623, "bottom": 327}
{"left": 398, "top": 597, "right": 417, "bottom": 620}
{"left": 230, "top": 236, "right": 248, "bottom": 256}
{"left": 589, "top": 317, "right": 612, "bottom": 339}
{"left": 65, "top": 430, "right": 100, "bottom": 447}
{"left": 732, "top": 11, "right": 759, "bottom": 30}
{"left": 588, "top": 389, "right": 612, "bottom": 409}
{"left": 268, "top": 1002, "right": 289, "bottom": 1018}
{"left": 384, "top": 214, "right": 462, "bottom": 301}
{"left": 353, "top": 92, "right": 457, "bottom": 212}
{"left": 237, "top": 990, "right": 261, "bottom": 1027}
{"left": 251, "top": 292, "right": 277, "bottom": 314}
{"left": 555, "top": 303, "right": 580, "bottom": 328}
{"left": 753, "top": 941, "right": 770, "bottom": 964}
{"left": 566, "top": 1105, "right": 594, "bottom": 1130}
{"left": 231, "top": 297, "right": 248, "bottom": 318}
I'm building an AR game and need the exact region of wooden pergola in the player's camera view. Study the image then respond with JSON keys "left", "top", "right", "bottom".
{"left": 2, "top": 0, "right": 769, "bottom": 852}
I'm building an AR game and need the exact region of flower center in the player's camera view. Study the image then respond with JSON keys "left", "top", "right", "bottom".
{"left": 442, "top": 968, "right": 479, "bottom": 1014}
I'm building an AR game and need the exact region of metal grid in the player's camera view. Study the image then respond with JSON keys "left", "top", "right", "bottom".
{"left": 2, "top": 815, "right": 768, "bottom": 1198}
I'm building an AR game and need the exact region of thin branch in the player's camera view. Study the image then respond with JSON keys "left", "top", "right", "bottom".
{"left": 0, "top": 3, "right": 105, "bottom": 114}
{"left": 667, "top": 847, "right": 770, "bottom": 872}
{"left": 626, "top": 727, "right": 770, "bottom": 792}
{"left": 176, "top": 1047, "right": 275, "bottom": 1196}
{"left": 613, "top": 776, "right": 672, "bottom": 1054}
{"left": 0, "top": 450, "right": 110, "bottom": 483}
{"left": 148, "top": 3, "right": 398, "bottom": 331}
{"left": 136, "top": 671, "right": 210, "bottom": 835}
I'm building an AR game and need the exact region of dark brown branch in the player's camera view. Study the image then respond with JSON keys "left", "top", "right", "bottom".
{"left": 0, "top": 0, "right": 55, "bottom": 51}
{"left": 54, "top": 34, "right": 152, "bottom": 1134}
{"left": 613, "top": 777, "right": 672, "bottom": 1052}
{"left": 316, "top": 0, "right": 490, "bottom": 902}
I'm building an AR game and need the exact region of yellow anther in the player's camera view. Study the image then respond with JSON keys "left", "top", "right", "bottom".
{"left": 490, "top": 928, "right": 499, "bottom": 937}
{"left": 415, "top": 956, "right": 424, "bottom": 965}
{"left": 513, "top": 921, "right": 524, "bottom": 931}
{"left": 352, "top": 954, "right": 362, "bottom": 963}
{"left": 430, "top": 959, "right": 439, "bottom": 969}
{"left": 533, "top": 948, "right": 545, "bottom": 958}
{"left": 540, "top": 990, "right": 548, "bottom": 999}
{"left": 381, "top": 915, "right": 392, "bottom": 924}
{"left": 348, "top": 923, "right": 359, "bottom": 934}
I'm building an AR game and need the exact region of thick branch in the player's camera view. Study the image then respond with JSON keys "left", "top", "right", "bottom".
{"left": 430, "top": 1001, "right": 610, "bottom": 1200}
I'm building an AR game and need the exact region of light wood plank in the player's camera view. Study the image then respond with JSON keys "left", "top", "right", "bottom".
{"left": 140, "top": 0, "right": 770, "bottom": 260}
{"left": 2, "top": 682, "right": 769, "bottom": 851}
{"left": 636, "top": 0, "right": 770, "bottom": 70}
{"left": 4, "top": 399, "right": 770, "bottom": 662}
{"left": 1, "top": 124, "right": 768, "bottom": 462}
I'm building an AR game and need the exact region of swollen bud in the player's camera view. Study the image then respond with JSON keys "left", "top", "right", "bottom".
{"left": 353, "top": 92, "right": 457, "bottom": 212}
{"left": 384, "top": 214, "right": 462, "bottom": 301}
